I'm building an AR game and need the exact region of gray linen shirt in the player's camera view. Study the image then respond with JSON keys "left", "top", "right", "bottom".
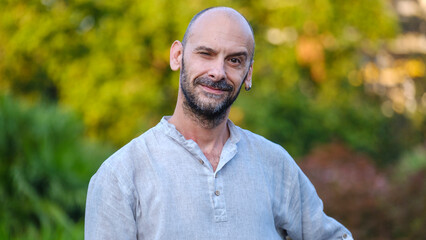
{"left": 85, "top": 117, "right": 353, "bottom": 240}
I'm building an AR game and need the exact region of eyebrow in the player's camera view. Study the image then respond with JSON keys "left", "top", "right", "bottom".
{"left": 193, "top": 46, "right": 217, "bottom": 54}
{"left": 193, "top": 46, "right": 248, "bottom": 59}
{"left": 228, "top": 51, "right": 248, "bottom": 59}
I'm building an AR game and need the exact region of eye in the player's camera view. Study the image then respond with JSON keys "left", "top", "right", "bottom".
{"left": 229, "top": 57, "right": 241, "bottom": 64}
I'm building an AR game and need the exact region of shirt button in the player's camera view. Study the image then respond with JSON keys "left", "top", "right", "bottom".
{"left": 215, "top": 190, "right": 220, "bottom": 196}
{"left": 342, "top": 234, "right": 348, "bottom": 239}
{"left": 199, "top": 159, "right": 204, "bottom": 165}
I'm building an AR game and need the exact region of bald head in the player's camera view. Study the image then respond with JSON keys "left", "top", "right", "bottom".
{"left": 182, "top": 7, "right": 255, "bottom": 62}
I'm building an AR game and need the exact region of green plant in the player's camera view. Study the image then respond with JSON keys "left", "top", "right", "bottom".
{"left": 0, "top": 94, "right": 112, "bottom": 239}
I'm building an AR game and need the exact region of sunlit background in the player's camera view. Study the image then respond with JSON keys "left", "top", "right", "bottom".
{"left": 1, "top": 0, "right": 425, "bottom": 239}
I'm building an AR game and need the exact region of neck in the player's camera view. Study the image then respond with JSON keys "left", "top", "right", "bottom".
{"left": 168, "top": 96, "right": 230, "bottom": 171}
{"left": 169, "top": 100, "right": 230, "bottom": 148}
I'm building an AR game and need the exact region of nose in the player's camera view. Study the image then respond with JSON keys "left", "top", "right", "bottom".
{"left": 207, "top": 59, "right": 226, "bottom": 81}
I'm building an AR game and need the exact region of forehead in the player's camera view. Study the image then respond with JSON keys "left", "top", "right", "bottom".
{"left": 186, "top": 9, "right": 254, "bottom": 54}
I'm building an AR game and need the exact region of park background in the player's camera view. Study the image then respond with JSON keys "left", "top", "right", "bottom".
{"left": 1, "top": 0, "right": 425, "bottom": 239}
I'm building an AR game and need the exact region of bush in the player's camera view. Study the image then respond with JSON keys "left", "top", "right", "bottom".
{"left": 0, "top": 95, "right": 112, "bottom": 239}
{"left": 299, "top": 142, "right": 426, "bottom": 239}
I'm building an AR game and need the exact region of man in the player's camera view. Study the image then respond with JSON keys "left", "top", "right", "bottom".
{"left": 85, "top": 7, "right": 353, "bottom": 240}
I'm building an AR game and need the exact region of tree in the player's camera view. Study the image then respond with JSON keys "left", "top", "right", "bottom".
{"left": 0, "top": 0, "right": 418, "bottom": 163}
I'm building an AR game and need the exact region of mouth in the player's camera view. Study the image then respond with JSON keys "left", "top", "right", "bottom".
{"left": 194, "top": 77, "right": 233, "bottom": 95}
{"left": 199, "top": 84, "right": 228, "bottom": 94}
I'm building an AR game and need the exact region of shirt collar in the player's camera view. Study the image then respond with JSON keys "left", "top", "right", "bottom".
{"left": 158, "top": 116, "right": 241, "bottom": 172}
{"left": 159, "top": 116, "right": 240, "bottom": 145}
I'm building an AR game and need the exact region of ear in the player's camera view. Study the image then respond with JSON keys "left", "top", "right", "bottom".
{"left": 170, "top": 40, "right": 183, "bottom": 71}
{"left": 244, "top": 62, "right": 253, "bottom": 90}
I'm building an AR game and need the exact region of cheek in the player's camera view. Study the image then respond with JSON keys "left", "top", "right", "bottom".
{"left": 226, "top": 69, "right": 247, "bottom": 86}
{"left": 187, "top": 61, "right": 210, "bottom": 78}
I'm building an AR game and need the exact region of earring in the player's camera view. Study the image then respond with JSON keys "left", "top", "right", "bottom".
{"left": 245, "top": 83, "right": 251, "bottom": 91}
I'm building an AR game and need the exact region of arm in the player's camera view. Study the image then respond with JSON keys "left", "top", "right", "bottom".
{"left": 84, "top": 162, "right": 137, "bottom": 240}
{"left": 276, "top": 151, "right": 353, "bottom": 240}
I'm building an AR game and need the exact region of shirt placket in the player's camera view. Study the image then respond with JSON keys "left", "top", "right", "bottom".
{"left": 210, "top": 140, "right": 238, "bottom": 223}
{"left": 197, "top": 155, "right": 228, "bottom": 223}
{"left": 212, "top": 168, "right": 227, "bottom": 222}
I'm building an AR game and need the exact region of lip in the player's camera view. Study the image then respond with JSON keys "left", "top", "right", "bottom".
{"left": 199, "top": 85, "right": 226, "bottom": 94}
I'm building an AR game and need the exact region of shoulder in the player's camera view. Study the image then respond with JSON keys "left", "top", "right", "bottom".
{"left": 233, "top": 125, "right": 299, "bottom": 176}
{"left": 236, "top": 126, "right": 292, "bottom": 160}
{"left": 90, "top": 126, "right": 160, "bottom": 188}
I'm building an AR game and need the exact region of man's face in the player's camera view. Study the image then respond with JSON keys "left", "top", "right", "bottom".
{"left": 179, "top": 55, "right": 248, "bottom": 120}
{"left": 178, "top": 10, "right": 254, "bottom": 121}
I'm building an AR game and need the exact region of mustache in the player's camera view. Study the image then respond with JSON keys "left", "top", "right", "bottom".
{"left": 194, "top": 77, "right": 233, "bottom": 91}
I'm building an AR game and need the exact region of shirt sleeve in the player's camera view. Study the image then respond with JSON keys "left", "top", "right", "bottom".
{"left": 279, "top": 153, "right": 354, "bottom": 240}
{"left": 84, "top": 161, "right": 137, "bottom": 240}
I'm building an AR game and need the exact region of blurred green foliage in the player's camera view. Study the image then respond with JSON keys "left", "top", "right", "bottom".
{"left": 1, "top": 0, "right": 408, "bottom": 161}
{"left": 0, "top": 0, "right": 425, "bottom": 239}
{"left": 0, "top": 95, "right": 112, "bottom": 239}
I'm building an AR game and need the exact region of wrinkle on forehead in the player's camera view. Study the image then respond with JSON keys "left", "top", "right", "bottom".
{"left": 185, "top": 8, "right": 255, "bottom": 57}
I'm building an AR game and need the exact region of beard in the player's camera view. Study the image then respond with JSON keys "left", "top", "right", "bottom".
{"left": 180, "top": 58, "right": 244, "bottom": 128}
